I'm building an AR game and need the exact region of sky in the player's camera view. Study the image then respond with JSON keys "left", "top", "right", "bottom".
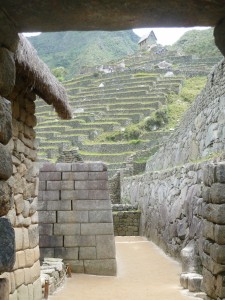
{"left": 133, "top": 27, "right": 210, "bottom": 45}
{"left": 24, "top": 27, "right": 210, "bottom": 46}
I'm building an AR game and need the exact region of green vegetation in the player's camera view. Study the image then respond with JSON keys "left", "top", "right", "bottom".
{"left": 165, "top": 76, "right": 207, "bottom": 129}
{"left": 28, "top": 30, "right": 138, "bottom": 79}
{"left": 170, "top": 28, "right": 221, "bottom": 57}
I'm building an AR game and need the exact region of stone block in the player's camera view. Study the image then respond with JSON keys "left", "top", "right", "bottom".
{"left": 88, "top": 162, "right": 105, "bottom": 172}
{"left": 38, "top": 181, "right": 46, "bottom": 191}
{"left": 28, "top": 224, "right": 39, "bottom": 248}
{"left": 188, "top": 274, "right": 203, "bottom": 292}
{"left": 42, "top": 190, "right": 60, "bottom": 201}
{"left": 0, "top": 218, "right": 15, "bottom": 272}
{"left": 202, "top": 268, "right": 216, "bottom": 299}
{"left": 201, "top": 251, "right": 225, "bottom": 275}
{"left": 14, "top": 268, "right": 25, "bottom": 288}
{"left": 89, "top": 210, "right": 113, "bottom": 223}
{"left": 0, "top": 278, "right": 9, "bottom": 300}
{"left": 75, "top": 180, "right": 107, "bottom": 190}
{"left": 9, "top": 291, "right": 17, "bottom": 300}
{"left": 14, "top": 228, "right": 23, "bottom": 251}
{"left": 27, "top": 284, "right": 34, "bottom": 300}
{"left": 30, "top": 260, "right": 40, "bottom": 282}
{"left": 88, "top": 190, "right": 109, "bottom": 200}
{"left": 210, "top": 243, "right": 225, "bottom": 264}
{"left": 0, "top": 181, "right": 12, "bottom": 216}
{"left": 71, "top": 163, "right": 89, "bottom": 172}
{"left": 210, "top": 183, "right": 225, "bottom": 204}
{"left": 33, "top": 277, "right": 42, "bottom": 300}
{"left": 216, "top": 273, "right": 225, "bottom": 298}
{"left": 214, "top": 224, "right": 225, "bottom": 244}
{"left": 39, "top": 172, "right": 61, "bottom": 181}
{"left": 38, "top": 211, "right": 56, "bottom": 223}
{"left": 61, "top": 190, "right": 88, "bottom": 200}
{"left": 33, "top": 246, "right": 40, "bottom": 262}
{"left": 54, "top": 247, "right": 78, "bottom": 260}
{"left": 203, "top": 220, "right": 214, "bottom": 240}
{"left": 61, "top": 181, "right": 74, "bottom": 190}
{"left": 23, "top": 228, "right": 29, "bottom": 249}
{"left": 215, "top": 163, "right": 225, "bottom": 183}
{"left": 17, "top": 250, "right": 26, "bottom": 268}
{"left": 75, "top": 181, "right": 89, "bottom": 190}
{"left": 46, "top": 181, "right": 61, "bottom": 190}
{"left": 47, "top": 200, "right": 71, "bottom": 211}
{"left": 65, "top": 260, "right": 84, "bottom": 273}
{"left": 203, "top": 163, "right": 216, "bottom": 187}
{"left": 96, "top": 235, "right": 116, "bottom": 259}
{"left": 0, "top": 97, "right": 12, "bottom": 144}
{"left": 54, "top": 223, "right": 81, "bottom": 235}
{"left": 39, "top": 235, "right": 63, "bottom": 247}
{"left": 40, "top": 248, "right": 54, "bottom": 259}
{"left": 40, "top": 163, "right": 57, "bottom": 172}
{"left": 73, "top": 200, "right": 111, "bottom": 211}
{"left": 81, "top": 223, "right": 114, "bottom": 235}
{"left": 55, "top": 163, "right": 71, "bottom": 172}
{"left": 202, "top": 186, "right": 211, "bottom": 203}
{"left": 80, "top": 247, "right": 96, "bottom": 259}
{"left": 64, "top": 235, "right": 96, "bottom": 247}
{"left": 17, "top": 284, "right": 29, "bottom": 300}
{"left": 25, "top": 249, "right": 35, "bottom": 267}
{"left": 84, "top": 259, "right": 116, "bottom": 276}
{"left": 203, "top": 203, "right": 225, "bottom": 224}
{"left": 88, "top": 171, "right": 108, "bottom": 180}
{"left": 57, "top": 211, "right": 88, "bottom": 223}
{"left": 62, "top": 172, "right": 88, "bottom": 181}
{"left": 38, "top": 224, "right": 53, "bottom": 235}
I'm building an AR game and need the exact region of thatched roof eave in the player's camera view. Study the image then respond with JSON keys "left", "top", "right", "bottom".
{"left": 15, "top": 34, "right": 72, "bottom": 120}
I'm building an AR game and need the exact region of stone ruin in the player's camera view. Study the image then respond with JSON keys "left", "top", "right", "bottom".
{"left": 0, "top": 1, "right": 225, "bottom": 300}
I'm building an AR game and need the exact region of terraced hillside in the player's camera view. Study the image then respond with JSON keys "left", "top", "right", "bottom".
{"left": 35, "top": 49, "right": 222, "bottom": 176}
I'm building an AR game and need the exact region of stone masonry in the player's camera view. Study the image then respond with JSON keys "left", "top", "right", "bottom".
{"left": 38, "top": 162, "right": 117, "bottom": 276}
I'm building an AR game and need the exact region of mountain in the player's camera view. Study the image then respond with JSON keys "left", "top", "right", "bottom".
{"left": 28, "top": 30, "right": 139, "bottom": 79}
{"left": 170, "top": 28, "right": 221, "bottom": 57}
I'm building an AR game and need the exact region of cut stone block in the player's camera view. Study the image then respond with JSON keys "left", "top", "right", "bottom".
{"left": 210, "top": 183, "right": 225, "bottom": 204}
{"left": 215, "top": 163, "right": 225, "bottom": 183}
{"left": 62, "top": 172, "right": 88, "bottom": 181}
{"left": 0, "top": 97, "right": 12, "bottom": 144}
{"left": 73, "top": 200, "right": 111, "bottom": 211}
{"left": 57, "top": 211, "right": 88, "bottom": 223}
{"left": 88, "top": 171, "right": 108, "bottom": 180}
{"left": 65, "top": 260, "right": 84, "bottom": 273}
{"left": 54, "top": 223, "right": 81, "bottom": 235}
{"left": 89, "top": 210, "right": 113, "bottom": 223}
{"left": 42, "top": 190, "right": 60, "bottom": 201}
{"left": 39, "top": 172, "right": 61, "bottom": 181}
{"left": 81, "top": 223, "right": 114, "bottom": 235}
{"left": 64, "top": 235, "right": 96, "bottom": 247}
{"left": 96, "top": 235, "right": 116, "bottom": 259}
{"left": 84, "top": 259, "right": 116, "bottom": 276}
{"left": 39, "top": 235, "right": 63, "bottom": 248}
{"left": 38, "top": 211, "right": 56, "bottom": 224}
{"left": 0, "top": 278, "right": 9, "bottom": 300}
{"left": 79, "top": 247, "right": 96, "bottom": 259}
{"left": 55, "top": 247, "right": 78, "bottom": 260}
{"left": 88, "top": 190, "right": 109, "bottom": 200}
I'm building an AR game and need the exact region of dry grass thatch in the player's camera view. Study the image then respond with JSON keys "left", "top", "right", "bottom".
{"left": 15, "top": 34, "right": 72, "bottom": 120}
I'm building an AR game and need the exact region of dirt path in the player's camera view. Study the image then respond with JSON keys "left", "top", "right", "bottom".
{"left": 49, "top": 236, "right": 195, "bottom": 300}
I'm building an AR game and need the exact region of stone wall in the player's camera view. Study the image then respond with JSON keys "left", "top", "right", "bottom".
{"left": 38, "top": 162, "right": 117, "bottom": 276}
{"left": 112, "top": 204, "right": 140, "bottom": 236}
{"left": 146, "top": 58, "right": 225, "bottom": 172}
{"left": 121, "top": 160, "right": 207, "bottom": 259}
{"left": 0, "top": 82, "right": 41, "bottom": 299}
{"left": 201, "top": 162, "right": 225, "bottom": 300}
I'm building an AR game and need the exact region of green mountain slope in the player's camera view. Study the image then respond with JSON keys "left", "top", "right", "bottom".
{"left": 171, "top": 28, "right": 221, "bottom": 57}
{"left": 28, "top": 30, "right": 139, "bottom": 79}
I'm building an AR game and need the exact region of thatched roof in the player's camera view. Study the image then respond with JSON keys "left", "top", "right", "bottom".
{"left": 15, "top": 34, "right": 72, "bottom": 120}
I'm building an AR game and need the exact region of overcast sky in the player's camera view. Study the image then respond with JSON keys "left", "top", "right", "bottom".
{"left": 133, "top": 27, "right": 210, "bottom": 45}
{"left": 24, "top": 27, "right": 210, "bottom": 46}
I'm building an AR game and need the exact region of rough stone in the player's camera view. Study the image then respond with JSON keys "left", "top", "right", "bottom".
{"left": 0, "top": 278, "right": 9, "bottom": 300}
{"left": 0, "top": 218, "right": 15, "bottom": 272}
{"left": 0, "top": 181, "right": 12, "bottom": 216}
{"left": 0, "top": 144, "right": 13, "bottom": 180}
{"left": 0, "top": 97, "right": 12, "bottom": 144}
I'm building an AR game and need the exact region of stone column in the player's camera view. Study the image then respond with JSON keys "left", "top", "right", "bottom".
{"left": 201, "top": 162, "right": 225, "bottom": 300}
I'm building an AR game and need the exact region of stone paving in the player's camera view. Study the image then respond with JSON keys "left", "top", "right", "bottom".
{"left": 49, "top": 237, "right": 198, "bottom": 300}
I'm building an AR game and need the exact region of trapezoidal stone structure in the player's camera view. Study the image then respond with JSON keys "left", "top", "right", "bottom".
{"left": 38, "top": 162, "right": 117, "bottom": 276}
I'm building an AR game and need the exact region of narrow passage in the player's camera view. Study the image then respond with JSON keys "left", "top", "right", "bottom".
{"left": 50, "top": 236, "right": 195, "bottom": 300}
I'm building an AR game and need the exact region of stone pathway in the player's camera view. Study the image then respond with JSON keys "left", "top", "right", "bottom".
{"left": 49, "top": 236, "right": 197, "bottom": 300}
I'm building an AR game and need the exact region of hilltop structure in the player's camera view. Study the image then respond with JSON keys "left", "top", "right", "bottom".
{"left": 138, "top": 30, "right": 157, "bottom": 50}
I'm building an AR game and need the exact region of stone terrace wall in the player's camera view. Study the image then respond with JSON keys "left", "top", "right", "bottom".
{"left": 122, "top": 161, "right": 206, "bottom": 259}
{"left": 38, "top": 162, "right": 117, "bottom": 276}
{"left": 112, "top": 204, "right": 141, "bottom": 236}
{"left": 146, "top": 58, "right": 225, "bottom": 172}
{"left": 0, "top": 84, "right": 41, "bottom": 299}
